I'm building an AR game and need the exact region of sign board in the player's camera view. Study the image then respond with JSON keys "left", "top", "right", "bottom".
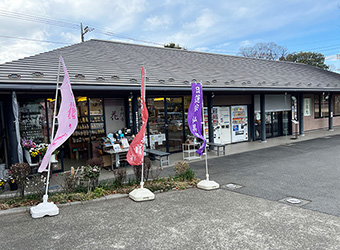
{"left": 303, "top": 98, "right": 312, "bottom": 116}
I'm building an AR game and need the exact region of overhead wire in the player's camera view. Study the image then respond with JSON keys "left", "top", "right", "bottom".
{"left": 0, "top": 8, "right": 164, "bottom": 46}
{"left": 0, "top": 34, "right": 71, "bottom": 44}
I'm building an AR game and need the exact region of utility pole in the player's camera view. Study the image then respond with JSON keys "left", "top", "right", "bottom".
{"left": 80, "top": 23, "right": 94, "bottom": 42}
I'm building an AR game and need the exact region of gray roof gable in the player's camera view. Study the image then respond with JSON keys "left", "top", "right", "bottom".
{"left": 0, "top": 39, "right": 339, "bottom": 91}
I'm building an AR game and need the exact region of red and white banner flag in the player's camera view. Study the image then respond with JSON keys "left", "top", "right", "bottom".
{"left": 38, "top": 56, "right": 78, "bottom": 172}
{"left": 127, "top": 67, "right": 148, "bottom": 166}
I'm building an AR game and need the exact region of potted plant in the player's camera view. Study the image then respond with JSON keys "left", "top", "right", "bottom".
{"left": 0, "top": 178, "right": 7, "bottom": 192}
{"left": 29, "top": 143, "right": 48, "bottom": 163}
{"left": 7, "top": 175, "right": 18, "bottom": 191}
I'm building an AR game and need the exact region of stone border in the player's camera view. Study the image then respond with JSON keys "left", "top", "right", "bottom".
{"left": 0, "top": 193, "right": 128, "bottom": 216}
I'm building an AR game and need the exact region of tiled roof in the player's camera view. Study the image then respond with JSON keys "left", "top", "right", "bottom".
{"left": 0, "top": 39, "right": 340, "bottom": 91}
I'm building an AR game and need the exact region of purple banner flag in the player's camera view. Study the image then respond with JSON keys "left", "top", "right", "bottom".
{"left": 187, "top": 82, "right": 206, "bottom": 156}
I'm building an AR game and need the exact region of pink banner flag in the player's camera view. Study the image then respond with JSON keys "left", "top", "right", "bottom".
{"left": 38, "top": 57, "right": 78, "bottom": 172}
{"left": 127, "top": 67, "right": 149, "bottom": 166}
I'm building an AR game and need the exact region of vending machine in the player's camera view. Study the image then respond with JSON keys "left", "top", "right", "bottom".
{"left": 231, "top": 105, "right": 248, "bottom": 142}
{"left": 204, "top": 107, "right": 231, "bottom": 144}
{"left": 219, "top": 106, "right": 231, "bottom": 144}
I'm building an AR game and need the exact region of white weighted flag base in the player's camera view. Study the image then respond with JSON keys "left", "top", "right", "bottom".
{"left": 129, "top": 187, "right": 155, "bottom": 202}
{"left": 197, "top": 179, "right": 220, "bottom": 190}
{"left": 30, "top": 195, "right": 59, "bottom": 219}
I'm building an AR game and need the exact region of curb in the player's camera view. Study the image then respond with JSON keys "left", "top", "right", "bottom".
{"left": 0, "top": 193, "right": 129, "bottom": 216}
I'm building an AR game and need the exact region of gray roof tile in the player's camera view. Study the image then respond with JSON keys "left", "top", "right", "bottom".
{"left": 0, "top": 39, "right": 340, "bottom": 91}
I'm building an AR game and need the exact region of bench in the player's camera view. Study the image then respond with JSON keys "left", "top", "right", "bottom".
{"left": 207, "top": 142, "right": 228, "bottom": 156}
{"left": 144, "top": 149, "right": 170, "bottom": 167}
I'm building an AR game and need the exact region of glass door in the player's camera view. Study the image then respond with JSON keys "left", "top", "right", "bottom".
{"left": 147, "top": 97, "right": 167, "bottom": 152}
{"left": 265, "top": 112, "right": 272, "bottom": 138}
{"left": 272, "top": 112, "right": 279, "bottom": 137}
{"left": 167, "top": 97, "right": 184, "bottom": 152}
{"left": 147, "top": 97, "right": 184, "bottom": 153}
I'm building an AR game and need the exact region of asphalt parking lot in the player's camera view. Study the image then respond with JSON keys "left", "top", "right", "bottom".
{"left": 2, "top": 134, "right": 340, "bottom": 249}
{"left": 172, "top": 135, "right": 340, "bottom": 217}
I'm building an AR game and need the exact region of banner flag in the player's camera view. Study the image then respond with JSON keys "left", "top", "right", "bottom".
{"left": 127, "top": 67, "right": 149, "bottom": 165}
{"left": 38, "top": 57, "right": 78, "bottom": 172}
{"left": 187, "top": 82, "right": 206, "bottom": 156}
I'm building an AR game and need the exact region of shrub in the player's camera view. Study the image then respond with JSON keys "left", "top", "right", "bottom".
{"left": 10, "top": 163, "right": 31, "bottom": 198}
{"left": 82, "top": 165, "right": 101, "bottom": 192}
{"left": 114, "top": 168, "right": 127, "bottom": 186}
{"left": 183, "top": 168, "right": 195, "bottom": 181}
{"left": 62, "top": 167, "right": 80, "bottom": 193}
{"left": 174, "top": 161, "right": 189, "bottom": 176}
{"left": 174, "top": 161, "right": 195, "bottom": 181}
{"left": 25, "top": 174, "right": 47, "bottom": 199}
{"left": 133, "top": 157, "right": 153, "bottom": 182}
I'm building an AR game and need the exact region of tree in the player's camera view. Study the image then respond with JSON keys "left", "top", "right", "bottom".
{"left": 281, "top": 51, "right": 329, "bottom": 70}
{"left": 164, "top": 43, "right": 185, "bottom": 50}
{"left": 238, "top": 42, "right": 288, "bottom": 60}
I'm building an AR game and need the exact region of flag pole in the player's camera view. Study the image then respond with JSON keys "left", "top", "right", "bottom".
{"left": 202, "top": 100, "right": 209, "bottom": 181}
{"left": 129, "top": 67, "right": 155, "bottom": 201}
{"left": 197, "top": 87, "right": 219, "bottom": 190}
{"left": 30, "top": 57, "right": 62, "bottom": 218}
{"left": 44, "top": 57, "right": 61, "bottom": 198}
{"left": 140, "top": 69, "right": 146, "bottom": 189}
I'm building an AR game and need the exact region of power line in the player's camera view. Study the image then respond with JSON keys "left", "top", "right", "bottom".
{"left": 0, "top": 34, "right": 71, "bottom": 44}
{"left": 0, "top": 9, "right": 79, "bottom": 29}
{"left": 0, "top": 8, "right": 163, "bottom": 46}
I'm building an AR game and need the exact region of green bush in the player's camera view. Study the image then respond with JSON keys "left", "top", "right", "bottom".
{"left": 174, "top": 161, "right": 189, "bottom": 176}
{"left": 174, "top": 161, "right": 195, "bottom": 181}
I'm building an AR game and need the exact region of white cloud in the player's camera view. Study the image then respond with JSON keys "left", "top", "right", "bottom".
{"left": 0, "top": 0, "right": 340, "bottom": 62}
{"left": 182, "top": 8, "right": 217, "bottom": 34}
{"left": 325, "top": 55, "right": 337, "bottom": 62}
{"left": 144, "top": 15, "right": 171, "bottom": 31}
{"left": 240, "top": 40, "right": 252, "bottom": 47}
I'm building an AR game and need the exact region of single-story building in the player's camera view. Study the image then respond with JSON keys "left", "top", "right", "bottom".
{"left": 0, "top": 39, "right": 339, "bottom": 172}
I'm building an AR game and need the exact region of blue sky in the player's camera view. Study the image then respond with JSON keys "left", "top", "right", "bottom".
{"left": 1, "top": 0, "right": 340, "bottom": 71}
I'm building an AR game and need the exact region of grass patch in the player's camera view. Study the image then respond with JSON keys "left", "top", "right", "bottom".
{"left": 0, "top": 178, "right": 200, "bottom": 210}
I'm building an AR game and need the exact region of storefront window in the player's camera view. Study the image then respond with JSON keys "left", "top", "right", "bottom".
{"left": 314, "top": 95, "right": 320, "bottom": 118}
{"left": 19, "top": 99, "right": 49, "bottom": 144}
{"left": 89, "top": 98, "right": 105, "bottom": 157}
{"left": 147, "top": 97, "right": 166, "bottom": 151}
{"left": 68, "top": 96, "right": 90, "bottom": 161}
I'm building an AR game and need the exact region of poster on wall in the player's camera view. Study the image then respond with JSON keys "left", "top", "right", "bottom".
{"left": 104, "top": 99, "right": 126, "bottom": 134}
{"left": 303, "top": 98, "right": 312, "bottom": 116}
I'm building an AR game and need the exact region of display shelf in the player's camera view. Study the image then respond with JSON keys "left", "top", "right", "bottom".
{"left": 182, "top": 142, "right": 201, "bottom": 161}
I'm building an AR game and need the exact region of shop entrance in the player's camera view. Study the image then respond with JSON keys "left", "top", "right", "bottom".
{"left": 255, "top": 111, "right": 291, "bottom": 140}
{"left": 147, "top": 97, "right": 184, "bottom": 153}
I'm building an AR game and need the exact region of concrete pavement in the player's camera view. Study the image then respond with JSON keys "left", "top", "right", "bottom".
{"left": 166, "top": 135, "right": 340, "bottom": 217}
{"left": 2, "top": 128, "right": 340, "bottom": 249}
{"left": 1, "top": 188, "right": 340, "bottom": 249}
